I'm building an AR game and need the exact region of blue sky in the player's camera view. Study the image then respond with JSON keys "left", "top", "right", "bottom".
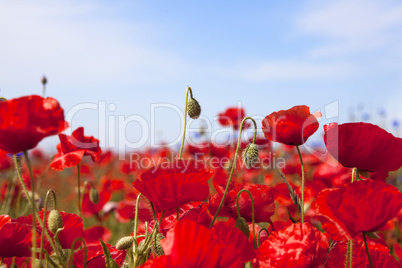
{"left": 1, "top": 0, "right": 402, "bottom": 152}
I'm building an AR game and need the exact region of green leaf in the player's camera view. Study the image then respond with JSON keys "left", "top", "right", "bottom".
{"left": 100, "top": 239, "right": 120, "bottom": 268}
{"left": 235, "top": 217, "right": 250, "bottom": 238}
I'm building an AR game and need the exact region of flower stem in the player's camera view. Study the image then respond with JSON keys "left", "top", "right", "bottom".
{"left": 77, "top": 163, "right": 81, "bottom": 217}
{"left": 236, "top": 189, "right": 256, "bottom": 249}
{"left": 39, "top": 189, "right": 57, "bottom": 261}
{"left": 176, "top": 207, "right": 179, "bottom": 222}
{"left": 295, "top": 145, "right": 305, "bottom": 224}
{"left": 257, "top": 228, "right": 269, "bottom": 248}
{"left": 209, "top": 117, "right": 257, "bottom": 227}
{"left": 345, "top": 240, "right": 350, "bottom": 268}
{"left": 179, "top": 86, "right": 193, "bottom": 159}
{"left": 349, "top": 240, "right": 353, "bottom": 268}
{"left": 13, "top": 155, "right": 64, "bottom": 263}
{"left": 23, "top": 151, "right": 36, "bottom": 268}
{"left": 362, "top": 232, "right": 373, "bottom": 268}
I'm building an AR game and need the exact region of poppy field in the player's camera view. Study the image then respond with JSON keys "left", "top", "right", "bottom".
{"left": 0, "top": 85, "right": 402, "bottom": 268}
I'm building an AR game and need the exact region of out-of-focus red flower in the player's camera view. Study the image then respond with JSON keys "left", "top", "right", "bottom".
{"left": 82, "top": 184, "right": 111, "bottom": 218}
{"left": 262, "top": 105, "right": 321, "bottom": 146}
{"left": 0, "top": 215, "right": 32, "bottom": 258}
{"left": 325, "top": 240, "right": 399, "bottom": 268}
{"left": 208, "top": 183, "right": 278, "bottom": 224}
{"left": 73, "top": 243, "right": 126, "bottom": 268}
{"left": 257, "top": 223, "right": 329, "bottom": 267}
{"left": 142, "top": 220, "right": 251, "bottom": 267}
{"left": 84, "top": 226, "right": 112, "bottom": 244}
{"left": 324, "top": 122, "right": 402, "bottom": 173}
{"left": 0, "top": 95, "right": 68, "bottom": 154}
{"left": 217, "top": 107, "right": 250, "bottom": 130}
{"left": 115, "top": 199, "right": 153, "bottom": 223}
{"left": 0, "top": 149, "right": 10, "bottom": 170}
{"left": 50, "top": 127, "right": 102, "bottom": 171}
{"left": 315, "top": 180, "right": 402, "bottom": 240}
{"left": 133, "top": 159, "right": 213, "bottom": 212}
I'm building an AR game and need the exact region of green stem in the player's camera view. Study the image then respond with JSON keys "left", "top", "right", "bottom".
{"left": 133, "top": 193, "right": 142, "bottom": 240}
{"left": 69, "top": 237, "right": 87, "bottom": 268}
{"left": 176, "top": 207, "right": 179, "bottom": 222}
{"left": 23, "top": 151, "right": 36, "bottom": 268}
{"left": 13, "top": 155, "right": 64, "bottom": 263}
{"left": 345, "top": 240, "right": 350, "bottom": 268}
{"left": 362, "top": 233, "right": 373, "bottom": 268}
{"left": 351, "top": 167, "right": 357, "bottom": 183}
{"left": 179, "top": 86, "right": 193, "bottom": 159}
{"left": 295, "top": 145, "right": 305, "bottom": 224}
{"left": 236, "top": 189, "right": 256, "bottom": 249}
{"left": 77, "top": 164, "right": 81, "bottom": 217}
{"left": 209, "top": 116, "right": 257, "bottom": 228}
{"left": 349, "top": 240, "right": 353, "bottom": 268}
{"left": 39, "top": 190, "right": 57, "bottom": 261}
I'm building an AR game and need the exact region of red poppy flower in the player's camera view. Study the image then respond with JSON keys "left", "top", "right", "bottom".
{"left": 50, "top": 127, "right": 102, "bottom": 171}
{"left": 0, "top": 149, "right": 10, "bottom": 170}
{"left": 84, "top": 226, "right": 112, "bottom": 244}
{"left": 315, "top": 180, "right": 402, "bottom": 240}
{"left": 82, "top": 183, "right": 111, "bottom": 218}
{"left": 0, "top": 95, "right": 68, "bottom": 154}
{"left": 217, "top": 107, "right": 250, "bottom": 130}
{"left": 208, "top": 183, "right": 278, "bottom": 224}
{"left": 324, "top": 122, "right": 402, "bottom": 172}
{"left": 262, "top": 105, "right": 321, "bottom": 146}
{"left": 142, "top": 220, "right": 251, "bottom": 267}
{"left": 133, "top": 159, "right": 213, "bottom": 212}
{"left": 73, "top": 243, "right": 126, "bottom": 268}
{"left": 325, "top": 240, "right": 399, "bottom": 268}
{"left": 0, "top": 215, "right": 32, "bottom": 258}
{"left": 257, "top": 223, "right": 329, "bottom": 267}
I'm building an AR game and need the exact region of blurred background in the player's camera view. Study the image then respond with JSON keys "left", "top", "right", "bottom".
{"left": 0, "top": 0, "right": 401, "bottom": 152}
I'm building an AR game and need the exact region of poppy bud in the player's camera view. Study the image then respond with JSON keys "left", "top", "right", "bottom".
{"left": 152, "top": 233, "right": 165, "bottom": 256}
{"left": 116, "top": 236, "right": 134, "bottom": 250}
{"left": 48, "top": 210, "right": 63, "bottom": 234}
{"left": 187, "top": 98, "right": 201, "bottom": 119}
{"left": 41, "top": 76, "right": 47, "bottom": 85}
{"left": 235, "top": 217, "right": 250, "bottom": 238}
{"left": 243, "top": 143, "right": 259, "bottom": 169}
{"left": 89, "top": 187, "right": 99, "bottom": 204}
{"left": 139, "top": 237, "right": 151, "bottom": 259}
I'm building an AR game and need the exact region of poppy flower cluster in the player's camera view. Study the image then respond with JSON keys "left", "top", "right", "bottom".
{"left": 0, "top": 92, "right": 401, "bottom": 267}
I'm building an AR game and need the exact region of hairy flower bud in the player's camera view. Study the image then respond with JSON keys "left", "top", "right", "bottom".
{"left": 41, "top": 76, "right": 47, "bottom": 85}
{"left": 48, "top": 210, "right": 63, "bottom": 234}
{"left": 152, "top": 233, "right": 165, "bottom": 256}
{"left": 116, "top": 236, "right": 134, "bottom": 250}
{"left": 187, "top": 98, "right": 201, "bottom": 119}
{"left": 89, "top": 187, "right": 99, "bottom": 204}
{"left": 243, "top": 143, "right": 259, "bottom": 169}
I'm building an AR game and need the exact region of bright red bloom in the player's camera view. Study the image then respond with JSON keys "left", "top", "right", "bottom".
{"left": 257, "top": 223, "right": 329, "bottom": 267}
{"left": 142, "top": 220, "right": 252, "bottom": 267}
{"left": 325, "top": 240, "right": 399, "bottom": 268}
{"left": 262, "top": 105, "right": 321, "bottom": 146}
{"left": 324, "top": 122, "right": 402, "bottom": 172}
{"left": 208, "top": 183, "right": 278, "bottom": 224}
{"left": 0, "top": 95, "right": 68, "bottom": 154}
{"left": 315, "top": 180, "right": 402, "bottom": 240}
{"left": 133, "top": 160, "right": 213, "bottom": 212}
{"left": 73, "top": 243, "right": 126, "bottom": 268}
{"left": 50, "top": 127, "right": 102, "bottom": 171}
{"left": 0, "top": 215, "right": 32, "bottom": 258}
{"left": 217, "top": 107, "right": 250, "bottom": 130}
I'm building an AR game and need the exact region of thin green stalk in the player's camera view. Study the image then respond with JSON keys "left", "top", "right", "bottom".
{"left": 362, "top": 233, "right": 373, "bottom": 268}
{"left": 23, "top": 151, "right": 36, "bottom": 268}
{"left": 295, "top": 145, "right": 305, "bottom": 224}
{"left": 257, "top": 228, "right": 269, "bottom": 248}
{"left": 345, "top": 240, "right": 350, "bottom": 268}
{"left": 77, "top": 164, "right": 81, "bottom": 217}
{"left": 13, "top": 154, "right": 64, "bottom": 263}
{"left": 349, "top": 240, "right": 353, "bottom": 268}
{"left": 236, "top": 189, "right": 256, "bottom": 249}
{"left": 69, "top": 237, "right": 87, "bottom": 268}
{"left": 209, "top": 116, "right": 257, "bottom": 227}
{"left": 39, "top": 190, "right": 57, "bottom": 261}
{"left": 179, "top": 86, "right": 193, "bottom": 159}
{"left": 176, "top": 207, "right": 179, "bottom": 222}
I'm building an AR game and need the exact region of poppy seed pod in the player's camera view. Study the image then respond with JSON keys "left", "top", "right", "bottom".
{"left": 116, "top": 236, "right": 134, "bottom": 250}
{"left": 243, "top": 143, "right": 259, "bottom": 169}
{"left": 187, "top": 98, "right": 201, "bottom": 119}
{"left": 89, "top": 187, "right": 99, "bottom": 204}
{"left": 152, "top": 233, "right": 165, "bottom": 256}
{"left": 48, "top": 210, "right": 63, "bottom": 234}
{"left": 41, "top": 76, "right": 47, "bottom": 85}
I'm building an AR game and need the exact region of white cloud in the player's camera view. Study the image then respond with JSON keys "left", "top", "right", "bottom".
{"left": 297, "top": 0, "right": 402, "bottom": 58}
